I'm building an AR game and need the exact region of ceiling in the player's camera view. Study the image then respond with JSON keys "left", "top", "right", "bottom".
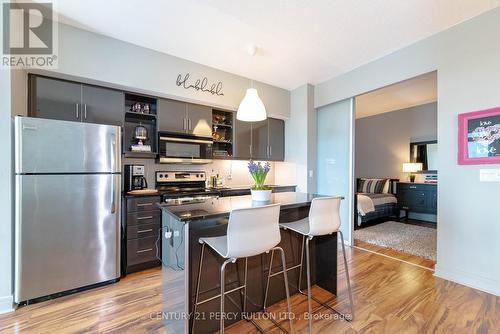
{"left": 39, "top": 0, "right": 499, "bottom": 90}
{"left": 355, "top": 72, "right": 437, "bottom": 119}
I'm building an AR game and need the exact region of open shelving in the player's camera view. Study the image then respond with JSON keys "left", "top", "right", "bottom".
{"left": 212, "top": 109, "right": 234, "bottom": 159}
{"left": 123, "top": 93, "right": 158, "bottom": 158}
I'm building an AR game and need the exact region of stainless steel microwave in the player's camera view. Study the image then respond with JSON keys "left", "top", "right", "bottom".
{"left": 158, "top": 133, "right": 213, "bottom": 164}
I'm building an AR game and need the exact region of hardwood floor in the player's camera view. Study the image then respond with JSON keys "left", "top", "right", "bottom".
{"left": 1, "top": 245, "right": 498, "bottom": 334}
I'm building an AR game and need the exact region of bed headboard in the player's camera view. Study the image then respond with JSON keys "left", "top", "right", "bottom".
{"left": 356, "top": 178, "right": 399, "bottom": 194}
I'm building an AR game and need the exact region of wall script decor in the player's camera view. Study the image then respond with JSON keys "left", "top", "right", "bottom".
{"left": 176, "top": 73, "right": 224, "bottom": 96}
{"left": 458, "top": 107, "right": 500, "bottom": 165}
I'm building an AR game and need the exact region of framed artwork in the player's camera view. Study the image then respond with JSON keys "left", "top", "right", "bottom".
{"left": 458, "top": 107, "right": 500, "bottom": 165}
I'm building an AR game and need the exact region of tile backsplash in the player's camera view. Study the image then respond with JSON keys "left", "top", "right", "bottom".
{"left": 122, "top": 158, "right": 277, "bottom": 189}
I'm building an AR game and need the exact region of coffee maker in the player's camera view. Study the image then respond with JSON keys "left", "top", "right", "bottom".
{"left": 124, "top": 165, "right": 148, "bottom": 192}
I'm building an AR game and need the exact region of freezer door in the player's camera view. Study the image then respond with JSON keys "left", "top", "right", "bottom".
{"left": 15, "top": 174, "right": 121, "bottom": 302}
{"left": 15, "top": 117, "right": 121, "bottom": 174}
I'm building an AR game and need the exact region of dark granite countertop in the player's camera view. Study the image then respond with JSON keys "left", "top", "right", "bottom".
{"left": 123, "top": 185, "right": 297, "bottom": 198}
{"left": 157, "top": 192, "right": 339, "bottom": 222}
{"left": 212, "top": 184, "right": 297, "bottom": 191}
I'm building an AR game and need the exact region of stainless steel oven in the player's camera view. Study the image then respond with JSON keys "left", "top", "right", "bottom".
{"left": 158, "top": 133, "right": 213, "bottom": 164}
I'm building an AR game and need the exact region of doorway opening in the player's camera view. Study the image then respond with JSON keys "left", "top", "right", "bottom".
{"left": 352, "top": 71, "right": 438, "bottom": 270}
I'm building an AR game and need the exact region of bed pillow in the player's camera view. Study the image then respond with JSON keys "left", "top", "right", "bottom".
{"left": 358, "top": 178, "right": 390, "bottom": 194}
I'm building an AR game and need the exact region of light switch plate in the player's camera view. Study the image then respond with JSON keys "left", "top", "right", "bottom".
{"left": 480, "top": 169, "right": 500, "bottom": 182}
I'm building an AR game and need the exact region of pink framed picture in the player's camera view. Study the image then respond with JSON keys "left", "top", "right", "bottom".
{"left": 458, "top": 107, "right": 500, "bottom": 165}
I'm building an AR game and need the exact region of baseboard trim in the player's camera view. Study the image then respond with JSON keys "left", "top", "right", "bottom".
{"left": 0, "top": 295, "right": 14, "bottom": 314}
{"left": 434, "top": 266, "right": 500, "bottom": 297}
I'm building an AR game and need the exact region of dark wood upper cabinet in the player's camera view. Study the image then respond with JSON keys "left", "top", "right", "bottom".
{"left": 30, "top": 76, "right": 82, "bottom": 122}
{"left": 29, "top": 75, "right": 124, "bottom": 126}
{"left": 233, "top": 118, "right": 252, "bottom": 159}
{"left": 187, "top": 104, "right": 212, "bottom": 137}
{"left": 158, "top": 98, "right": 187, "bottom": 134}
{"left": 82, "top": 85, "right": 124, "bottom": 126}
{"left": 251, "top": 119, "right": 269, "bottom": 160}
{"left": 233, "top": 117, "right": 285, "bottom": 161}
{"left": 268, "top": 118, "right": 285, "bottom": 161}
{"left": 28, "top": 75, "right": 285, "bottom": 161}
{"left": 158, "top": 99, "right": 212, "bottom": 137}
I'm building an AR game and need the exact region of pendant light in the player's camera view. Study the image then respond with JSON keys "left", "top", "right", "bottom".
{"left": 237, "top": 74, "right": 267, "bottom": 121}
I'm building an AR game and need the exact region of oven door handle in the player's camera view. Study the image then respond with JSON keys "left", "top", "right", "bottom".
{"left": 159, "top": 136, "right": 213, "bottom": 144}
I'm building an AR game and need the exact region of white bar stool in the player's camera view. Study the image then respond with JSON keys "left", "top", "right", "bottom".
{"left": 192, "top": 204, "right": 294, "bottom": 334}
{"left": 275, "top": 197, "right": 354, "bottom": 333}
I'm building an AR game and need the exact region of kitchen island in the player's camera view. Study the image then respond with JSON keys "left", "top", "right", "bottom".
{"left": 158, "top": 192, "right": 339, "bottom": 334}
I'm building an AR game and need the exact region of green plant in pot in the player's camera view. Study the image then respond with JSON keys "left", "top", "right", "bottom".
{"left": 248, "top": 160, "right": 272, "bottom": 201}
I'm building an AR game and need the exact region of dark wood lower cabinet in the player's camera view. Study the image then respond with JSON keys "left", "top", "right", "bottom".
{"left": 122, "top": 195, "right": 162, "bottom": 274}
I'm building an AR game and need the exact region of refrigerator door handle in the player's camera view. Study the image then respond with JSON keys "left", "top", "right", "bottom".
{"left": 110, "top": 133, "right": 116, "bottom": 172}
{"left": 111, "top": 175, "right": 116, "bottom": 214}
{"left": 110, "top": 132, "right": 117, "bottom": 214}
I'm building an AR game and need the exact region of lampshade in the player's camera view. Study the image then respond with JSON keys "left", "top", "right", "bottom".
{"left": 402, "top": 162, "right": 423, "bottom": 173}
{"left": 236, "top": 88, "right": 267, "bottom": 122}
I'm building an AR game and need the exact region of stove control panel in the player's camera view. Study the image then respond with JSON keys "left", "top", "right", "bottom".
{"left": 156, "top": 171, "right": 206, "bottom": 183}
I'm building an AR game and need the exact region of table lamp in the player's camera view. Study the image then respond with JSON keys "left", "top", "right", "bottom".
{"left": 402, "top": 162, "right": 422, "bottom": 182}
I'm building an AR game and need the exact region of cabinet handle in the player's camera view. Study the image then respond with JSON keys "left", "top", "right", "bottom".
{"left": 137, "top": 203, "right": 153, "bottom": 207}
{"left": 183, "top": 118, "right": 187, "bottom": 130}
{"left": 188, "top": 119, "right": 192, "bottom": 131}
{"left": 137, "top": 216, "right": 153, "bottom": 220}
{"left": 84, "top": 104, "right": 87, "bottom": 120}
{"left": 137, "top": 248, "right": 153, "bottom": 253}
{"left": 249, "top": 144, "right": 252, "bottom": 156}
{"left": 137, "top": 229, "right": 153, "bottom": 233}
{"left": 269, "top": 146, "right": 272, "bottom": 157}
{"left": 409, "top": 186, "right": 417, "bottom": 189}
{"left": 75, "top": 103, "right": 79, "bottom": 119}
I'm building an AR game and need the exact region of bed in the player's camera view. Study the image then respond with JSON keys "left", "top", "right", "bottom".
{"left": 355, "top": 178, "right": 399, "bottom": 228}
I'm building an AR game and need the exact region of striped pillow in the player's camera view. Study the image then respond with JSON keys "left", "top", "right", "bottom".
{"left": 358, "top": 178, "right": 390, "bottom": 194}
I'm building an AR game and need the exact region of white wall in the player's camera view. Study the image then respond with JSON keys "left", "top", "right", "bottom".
{"left": 276, "top": 84, "right": 316, "bottom": 192}
{"left": 21, "top": 23, "right": 289, "bottom": 119}
{"left": 315, "top": 8, "right": 500, "bottom": 296}
{"left": 0, "top": 69, "right": 13, "bottom": 312}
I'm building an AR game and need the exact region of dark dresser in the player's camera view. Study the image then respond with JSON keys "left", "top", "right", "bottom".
{"left": 122, "top": 195, "right": 162, "bottom": 274}
{"left": 396, "top": 182, "right": 437, "bottom": 218}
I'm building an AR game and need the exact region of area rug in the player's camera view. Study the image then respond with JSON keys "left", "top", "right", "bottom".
{"left": 353, "top": 221, "right": 436, "bottom": 260}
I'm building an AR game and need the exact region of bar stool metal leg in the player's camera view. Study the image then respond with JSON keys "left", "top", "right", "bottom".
{"left": 276, "top": 246, "right": 294, "bottom": 333}
{"left": 305, "top": 236, "right": 313, "bottom": 334}
{"left": 339, "top": 231, "right": 355, "bottom": 320}
{"left": 297, "top": 235, "right": 306, "bottom": 294}
{"left": 220, "top": 258, "right": 234, "bottom": 334}
{"left": 263, "top": 249, "right": 274, "bottom": 310}
{"left": 191, "top": 243, "right": 206, "bottom": 334}
{"left": 242, "top": 257, "right": 248, "bottom": 317}
{"left": 261, "top": 247, "right": 295, "bottom": 334}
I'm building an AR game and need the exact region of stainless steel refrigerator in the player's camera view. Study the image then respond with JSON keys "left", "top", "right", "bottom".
{"left": 14, "top": 116, "right": 121, "bottom": 303}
